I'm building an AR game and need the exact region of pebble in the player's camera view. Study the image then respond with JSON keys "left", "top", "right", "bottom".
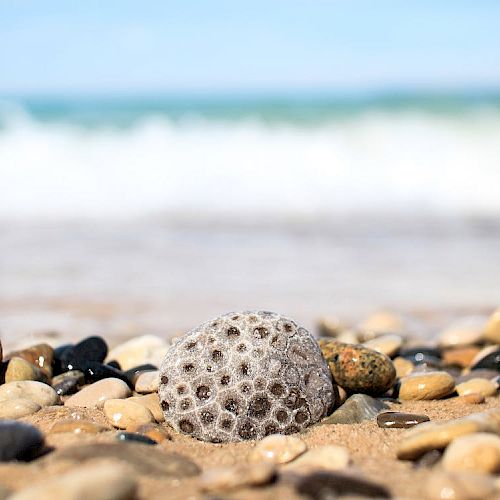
{"left": 0, "top": 399, "right": 41, "bottom": 419}
{"left": 295, "top": 471, "right": 390, "bottom": 499}
{"left": 456, "top": 378, "right": 498, "bottom": 398}
{"left": 43, "top": 442, "right": 200, "bottom": 477}
{"left": 443, "top": 346, "right": 481, "bottom": 369}
{"left": 199, "top": 462, "right": 276, "bottom": 493}
{"left": 377, "top": 411, "right": 430, "bottom": 429}
{"left": 415, "top": 449, "right": 444, "bottom": 468}
{"left": 442, "top": 433, "right": 500, "bottom": 474}
{"left": 319, "top": 340, "right": 396, "bottom": 395}
{"left": 5, "top": 357, "right": 49, "bottom": 384}
{"left": 359, "top": 310, "right": 405, "bottom": 335}
{"left": 9, "top": 462, "right": 136, "bottom": 500}
{"left": 128, "top": 393, "right": 164, "bottom": 422}
{"left": 397, "top": 408, "right": 500, "bottom": 460}
{"left": 363, "top": 334, "right": 403, "bottom": 358}
{"left": 104, "top": 398, "right": 154, "bottom": 429}
{"left": 457, "top": 393, "right": 486, "bottom": 404}
{"left": 65, "top": 378, "right": 131, "bottom": 408}
{"left": 485, "top": 308, "right": 500, "bottom": 344}
{"left": 80, "top": 361, "right": 133, "bottom": 387}
{"left": 6, "top": 343, "right": 54, "bottom": 377}
{"left": 134, "top": 370, "right": 159, "bottom": 394}
{"left": 398, "top": 371, "right": 455, "bottom": 400}
{"left": 52, "top": 377, "right": 80, "bottom": 396}
{"left": 393, "top": 357, "right": 414, "bottom": 377}
{"left": 51, "top": 370, "right": 85, "bottom": 387}
{"left": 49, "top": 419, "right": 109, "bottom": 434}
{"left": 126, "top": 423, "right": 171, "bottom": 443}
{"left": 317, "top": 316, "right": 346, "bottom": 338}
{"left": 471, "top": 347, "right": 500, "bottom": 372}
{"left": 425, "top": 470, "right": 496, "bottom": 500}
{"left": 322, "top": 394, "right": 389, "bottom": 424}
{"left": 106, "top": 335, "right": 169, "bottom": 371}
{"left": 248, "top": 434, "right": 307, "bottom": 464}
{"left": 438, "top": 316, "right": 486, "bottom": 347}
{"left": 284, "top": 445, "right": 350, "bottom": 472}
{"left": 456, "top": 369, "right": 499, "bottom": 384}
{"left": 59, "top": 335, "right": 108, "bottom": 372}
{"left": 0, "top": 380, "right": 59, "bottom": 407}
{"left": 116, "top": 432, "right": 157, "bottom": 445}
{"left": 124, "top": 364, "right": 158, "bottom": 385}
{"left": 0, "top": 421, "right": 44, "bottom": 461}
{"left": 400, "top": 346, "right": 442, "bottom": 363}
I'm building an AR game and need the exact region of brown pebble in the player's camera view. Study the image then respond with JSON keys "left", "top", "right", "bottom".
{"left": 398, "top": 371, "right": 455, "bottom": 400}
{"left": 5, "top": 343, "right": 54, "bottom": 377}
{"left": 377, "top": 411, "right": 430, "bottom": 429}
{"left": 49, "top": 418, "right": 110, "bottom": 434}
{"left": 128, "top": 393, "right": 164, "bottom": 422}
{"left": 457, "top": 393, "right": 486, "bottom": 404}
{"left": 126, "top": 423, "right": 171, "bottom": 442}
{"left": 442, "top": 346, "right": 481, "bottom": 368}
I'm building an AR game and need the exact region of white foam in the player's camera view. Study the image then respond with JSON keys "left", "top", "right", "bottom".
{"left": 1, "top": 105, "right": 500, "bottom": 219}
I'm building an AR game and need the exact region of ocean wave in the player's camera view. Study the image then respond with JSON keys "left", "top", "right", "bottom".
{"left": 1, "top": 101, "right": 500, "bottom": 219}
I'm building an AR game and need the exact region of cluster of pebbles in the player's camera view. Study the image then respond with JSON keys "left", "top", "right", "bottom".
{"left": 0, "top": 308, "right": 498, "bottom": 499}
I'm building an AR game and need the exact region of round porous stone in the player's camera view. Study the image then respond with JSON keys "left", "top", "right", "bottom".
{"left": 159, "top": 311, "right": 335, "bottom": 443}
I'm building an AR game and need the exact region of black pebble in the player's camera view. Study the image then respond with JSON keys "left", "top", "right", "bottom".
{"left": 53, "top": 344, "right": 74, "bottom": 375}
{"left": 471, "top": 349, "right": 500, "bottom": 372}
{"left": 400, "top": 347, "right": 442, "bottom": 367}
{"left": 60, "top": 336, "right": 108, "bottom": 372}
{"left": 0, "top": 421, "right": 45, "bottom": 462}
{"left": 124, "top": 364, "right": 158, "bottom": 384}
{"left": 83, "top": 361, "right": 133, "bottom": 388}
{"left": 116, "top": 432, "right": 157, "bottom": 445}
{"left": 107, "top": 360, "right": 122, "bottom": 370}
{"left": 53, "top": 377, "right": 80, "bottom": 396}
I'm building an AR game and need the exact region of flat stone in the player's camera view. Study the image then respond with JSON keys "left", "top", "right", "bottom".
{"left": 393, "top": 357, "right": 414, "bottom": 377}
{"left": 103, "top": 399, "right": 154, "bottom": 429}
{"left": 363, "top": 334, "right": 403, "bottom": 358}
{"left": 9, "top": 462, "right": 136, "bottom": 500}
{"left": 319, "top": 340, "right": 396, "bottom": 396}
{"left": 442, "top": 433, "right": 500, "bottom": 474}
{"left": 456, "top": 393, "right": 486, "bottom": 404}
{"left": 284, "top": 445, "right": 350, "bottom": 472}
{"left": 485, "top": 308, "right": 500, "bottom": 344}
{"left": 322, "top": 394, "right": 389, "bottom": 424}
{"left": 443, "top": 346, "right": 482, "bottom": 368}
{"left": 5, "top": 344, "right": 54, "bottom": 377}
{"left": 5, "top": 357, "right": 49, "bottom": 384}
{"left": 295, "top": 471, "right": 390, "bottom": 499}
{"left": 248, "top": 434, "right": 307, "bottom": 464}
{"left": 126, "top": 423, "right": 171, "bottom": 443}
{"left": 199, "top": 462, "right": 276, "bottom": 493}
{"left": 438, "top": 316, "right": 487, "bottom": 347}
{"left": 456, "top": 378, "right": 498, "bottom": 398}
{"left": 65, "top": 378, "right": 131, "bottom": 408}
{"left": 397, "top": 408, "right": 500, "bottom": 460}
{"left": 377, "top": 411, "right": 430, "bottom": 429}
{"left": 128, "top": 393, "right": 164, "bottom": 422}
{"left": 0, "top": 421, "right": 45, "bottom": 461}
{"left": 0, "top": 399, "right": 41, "bottom": 419}
{"left": 41, "top": 442, "right": 200, "bottom": 477}
{"left": 49, "top": 419, "right": 110, "bottom": 434}
{"left": 398, "top": 371, "right": 455, "bottom": 400}
{"left": 471, "top": 347, "right": 500, "bottom": 372}
{"left": 116, "top": 432, "right": 157, "bottom": 445}
{"left": 134, "top": 370, "right": 159, "bottom": 394}
{"left": 0, "top": 381, "right": 59, "bottom": 407}
{"left": 425, "top": 470, "right": 496, "bottom": 500}
{"left": 106, "top": 335, "right": 169, "bottom": 371}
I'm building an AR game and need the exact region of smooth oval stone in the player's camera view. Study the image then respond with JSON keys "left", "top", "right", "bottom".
{"left": 116, "top": 432, "right": 157, "bottom": 445}
{"left": 5, "top": 343, "right": 54, "bottom": 377}
{"left": 134, "top": 370, "right": 159, "bottom": 394}
{"left": 128, "top": 393, "right": 164, "bottom": 423}
{"left": 359, "top": 310, "right": 405, "bottom": 335}
{"left": 322, "top": 394, "right": 389, "bottom": 424}
{"left": 60, "top": 336, "right": 108, "bottom": 372}
{"left": 456, "top": 378, "right": 498, "bottom": 398}
{"left": 296, "top": 471, "right": 390, "bottom": 499}
{"left": 126, "top": 423, "right": 171, "bottom": 443}
{"left": 393, "top": 357, "right": 414, "bottom": 377}
{"left": 456, "top": 393, "right": 486, "bottom": 404}
{"left": 485, "top": 308, "right": 500, "bottom": 344}
{"left": 65, "top": 378, "right": 131, "bottom": 408}
{"left": 398, "top": 371, "right": 455, "bottom": 400}
{"left": 377, "top": 411, "right": 430, "bottom": 429}
{"left": 363, "top": 334, "right": 403, "bottom": 358}
{"left": 284, "top": 445, "right": 350, "bottom": 472}
{"left": 42, "top": 442, "right": 200, "bottom": 477}
{"left": 0, "top": 399, "right": 41, "bottom": 419}
{"left": 9, "top": 462, "right": 136, "bottom": 500}
{"left": 471, "top": 348, "right": 500, "bottom": 372}
{"left": 81, "top": 361, "right": 133, "bottom": 387}
{"left": 425, "top": 470, "right": 496, "bottom": 500}
{"left": 5, "top": 357, "right": 49, "bottom": 384}
{"left": 106, "top": 335, "right": 169, "bottom": 371}
{"left": 397, "top": 408, "right": 500, "bottom": 460}
{"left": 0, "top": 380, "right": 59, "bottom": 407}
{"left": 442, "top": 346, "right": 481, "bottom": 368}
{"left": 248, "top": 434, "right": 307, "bottom": 464}
{"left": 199, "top": 462, "right": 276, "bottom": 493}
{"left": 103, "top": 399, "right": 154, "bottom": 429}
{"left": 320, "top": 340, "right": 396, "bottom": 396}
{"left": 0, "top": 421, "right": 44, "bottom": 461}
{"left": 123, "top": 364, "right": 158, "bottom": 385}
{"left": 49, "top": 419, "right": 109, "bottom": 434}
{"left": 438, "top": 316, "right": 486, "bottom": 347}
{"left": 443, "top": 433, "right": 500, "bottom": 474}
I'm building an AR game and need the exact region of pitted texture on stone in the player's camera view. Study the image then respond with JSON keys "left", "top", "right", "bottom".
{"left": 159, "top": 311, "right": 334, "bottom": 442}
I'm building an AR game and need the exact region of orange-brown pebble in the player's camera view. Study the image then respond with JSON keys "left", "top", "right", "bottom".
{"left": 442, "top": 346, "right": 482, "bottom": 368}
{"left": 126, "top": 422, "right": 171, "bottom": 443}
{"left": 457, "top": 393, "right": 486, "bottom": 404}
{"left": 49, "top": 418, "right": 110, "bottom": 434}
{"left": 393, "top": 357, "right": 414, "bottom": 378}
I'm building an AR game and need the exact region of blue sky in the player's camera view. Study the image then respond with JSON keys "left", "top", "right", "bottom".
{"left": 1, "top": 1, "right": 499, "bottom": 94}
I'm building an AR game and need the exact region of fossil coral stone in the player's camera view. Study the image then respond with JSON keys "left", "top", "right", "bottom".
{"left": 159, "top": 311, "right": 335, "bottom": 443}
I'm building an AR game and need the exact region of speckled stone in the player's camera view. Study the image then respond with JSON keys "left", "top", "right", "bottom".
{"left": 126, "top": 423, "right": 171, "bottom": 443}
{"left": 160, "top": 311, "right": 335, "bottom": 442}
{"left": 319, "top": 340, "right": 396, "bottom": 396}
{"left": 49, "top": 419, "right": 110, "bottom": 434}
{"left": 442, "top": 433, "right": 500, "bottom": 474}
{"left": 425, "top": 471, "right": 496, "bottom": 500}
{"left": 5, "top": 357, "right": 50, "bottom": 384}
{"left": 363, "top": 334, "right": 403, "bottom": 358}
{"left": 397, "top": 408, "right": 500, "bottom": 460}
{"left": 199, "top": 462, "right": 276, "bottom": 493}
{"left": 248, "top": 434, "right": 307, "bottom": 464}
{"left": 134, "top": 370, "right": 159, "bottom": 394}
{"left": 0, "top": 381, "right": 59, "bottom": 407}
{"left": 5, "top": 344, "right": 54, "bottom": 377}
{"left": 103, "top": 398, "right": 154, "bottom": 429}
{"left": 485, "top": 308, "right": 500, "bottom": 344}
{"left": 0, "top": 421, "right": 45, "bottom": 462}
{"left": 284, "top": 445, "right": 350, "bottom": 472}
{"left": 0, "top": 399, "right": 41, "bottom": 419}
{"left": 456, "top": 378, "right": 498, "bottom": 398}
{"left": 322, "top": 394, "right": 389, "bottom": 424}
{"left": 64, "top": 378, "right": 131, "bottom": 408}
{"left": 398, "top": 371, "right": 455, "bottom": 400}
{"left": 377, "top": 411, "right": 430, "bottom": 429}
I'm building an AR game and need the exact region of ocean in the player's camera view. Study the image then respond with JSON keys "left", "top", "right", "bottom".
{"left": 0, "top": 92, "right": 499, "bottom": 344}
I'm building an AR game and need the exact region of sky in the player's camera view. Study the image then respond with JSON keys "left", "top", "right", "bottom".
{"left": 0, "top": 1, "right": 500, "bottom": 95}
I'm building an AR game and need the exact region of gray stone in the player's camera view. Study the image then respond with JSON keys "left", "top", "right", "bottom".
{"left": 0, "top": 421, "right": 45, "bottom": 462}
{"left": 322, "top": 394, "right": 389, "bottom": 424}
